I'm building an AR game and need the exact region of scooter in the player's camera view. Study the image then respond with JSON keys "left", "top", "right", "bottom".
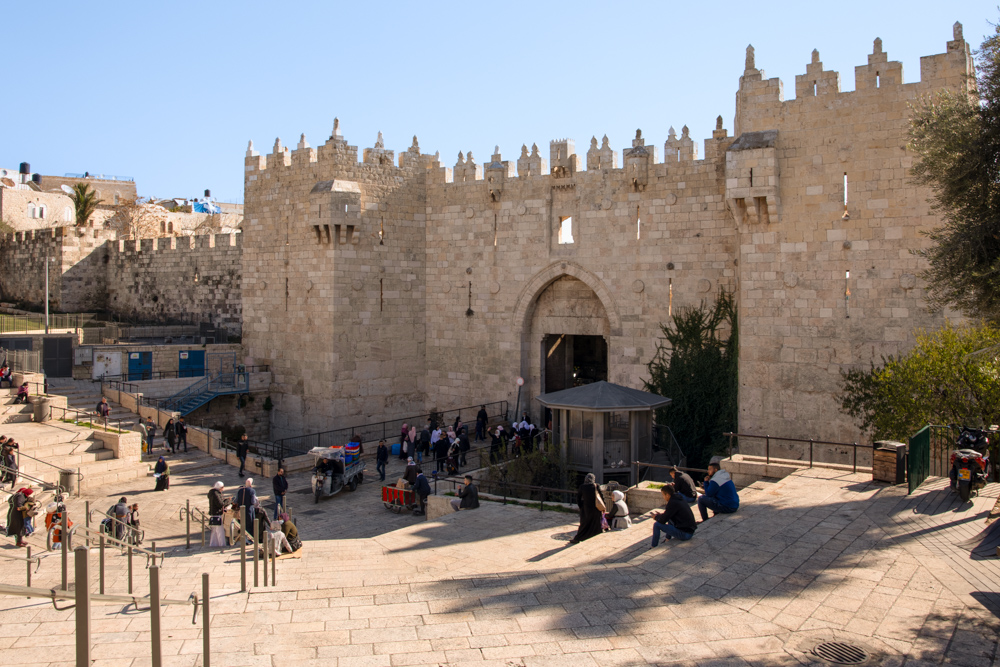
{"left": 949, "top": 426, "right": 992, "bottom": 502}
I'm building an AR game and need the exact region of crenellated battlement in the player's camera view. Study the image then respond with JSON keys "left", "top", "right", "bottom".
{"left": 737, "top": 23, "right": 974, "bottom": 134}
{"left": 115, "top": 233, "right": 241, "bottom": 254}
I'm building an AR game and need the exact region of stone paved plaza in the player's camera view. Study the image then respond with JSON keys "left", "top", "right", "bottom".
{"left": 0, "top": 451, "right": 997, "bottom": 666}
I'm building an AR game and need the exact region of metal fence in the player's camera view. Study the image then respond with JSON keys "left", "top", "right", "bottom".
{"left": 82, "top": 324, "right": 203, "bottom": 345}
{"left": 0, "top": 312, "right": 88, "bottom": 334}
{"left": 1, "top": 347, "right": 42, "bottom": 373}
{"left": 273, "top": 401, "right": 509, "bottom": 453}
{"left": 723, "top": 432, "right": 874, "bottom": 473}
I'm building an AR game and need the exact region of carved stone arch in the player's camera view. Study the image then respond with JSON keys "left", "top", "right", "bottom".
{"left": 513, "top": 261, "right": 622, "bottom": 337}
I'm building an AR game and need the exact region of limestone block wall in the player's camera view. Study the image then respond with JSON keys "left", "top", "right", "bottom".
{"left": 0, "top": 228, "right": 68, "bottom": 309}
{"left": 732, "top": 28, "right": 974, "bottom": 445}
{"left": 423, "top": 136, "right": 737, "bottom": 422}
{"left": 0, "top": 188, "right": 75, "bottom": 230}
{"left": 106, "top": 234, "right": 242, "bottom": 333}
{"left": 243, "top": 131, "right": 428, "bottom": 438}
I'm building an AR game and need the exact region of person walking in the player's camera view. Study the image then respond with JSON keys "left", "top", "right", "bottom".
{"left": 153, "top": 456, "right": 170, "bottom": 491}
{"left": 570, "top": 473, "right": 603, "bottom": 544}
{"left": 6, "top": 488, "right": 33, "bottom": 547}
{"left": 144, "top": 417, "right": 157, "bottom": 453}
{"left": 164, "top": 418, "right": 177, "bottom": 454}
{"left": 412, "top": 471, "right": 430, "bottom": 516}
{"left": 236, "top": 434, "right": 250, "bottom": 477}
{"left": 475, "top": 405, "right": 488, "bottom": 442}
{"left": 272, "top": 468, "right": 288, "bottom": 520}
{"left": 458, "top": 427, "right": 470, "bottom": 467}
{"left": 434, "top": 433, "right": 449, "bottom": 473}
{"left": 376, "top": 440, "right": 389, "bottom": 481}
{"left": 138, "top": 419, "right": 150, "bottom": 457}
{"left": 417, "top": 425, "right": 430, "bottom": 464}
{"left": 399, "top": 423, "right": 409, "bottom": 460}
{"left": 176, "top": 417, "right": 188, "bottom": 452}
{"left": 2, "top": 443, "right": 18, "bottom": 489}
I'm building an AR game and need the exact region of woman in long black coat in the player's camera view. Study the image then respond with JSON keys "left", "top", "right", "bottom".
{"left": 571, "top": 473, "right": 603, "bottom": 544}
{"left": 154, "top": 457, "right": 170, "bottom": 491}
{"left": 6, "top": 488, "right": 32, "bottom": 547}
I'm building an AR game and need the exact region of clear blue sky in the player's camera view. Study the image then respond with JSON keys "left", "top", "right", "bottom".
{"left": 3, "top": 2, "right": 994, "bottom": 204}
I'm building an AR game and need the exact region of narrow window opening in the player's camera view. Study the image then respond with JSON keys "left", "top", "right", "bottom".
{"left": 493, "top": 214, "right": 498, "bottom": 247}
{"left": 167, "top": 221, "right": 173, "bottom": 233}
{"left": 843, "top": 172, "right": 848, "bottom": 206}
{"left": 343, "top": 204, "right": 347, "bottom": 213}
{"left": 668, "top": 278, "right": 673, "bottom": 317}
{"left": 749, "top": 168, "right": 753, "bottom": 187}
{"left": 27, "top": 203, "right": 35, "bottom": 218}
{"left": 38, "top": 205, "right": 46, "bottom": 219}
{"left": 160, "top": 221, "right": 166, "bottom": 234}
{"left": 380, "top": 278, "right": 384, "bottom": 312}
{"left": 813, "top": 81, "right": 817, "bottom": 96}
{"left": 378, "top": 216, "right": 385, "bottom": 245}
{"left": 636, "top": 206, "right": 641, "bottom": 240}
{"left": 876, "top": 72, "right": 880, "bottom": 88}
{"left": 557, "top": 216, "right": 574, "bottom": 244}
{"left": 676, "top": 148, "right": 680, "bottom": 161}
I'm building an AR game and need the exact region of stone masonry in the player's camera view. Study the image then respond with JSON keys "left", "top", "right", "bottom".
{"left": 243, "top": 25, "right": 974, "bottom": 444}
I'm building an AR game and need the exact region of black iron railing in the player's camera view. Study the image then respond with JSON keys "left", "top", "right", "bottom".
{"left": 723, "top": 432, "right": 874, "bottom": 473}
{"left": 273, "top": 401, "right": 508, "bottom": 453}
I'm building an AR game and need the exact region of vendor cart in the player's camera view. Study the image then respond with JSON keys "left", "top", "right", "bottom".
{"left": 310, "top": 446, "right": 365, "bottom": 504}
{"left": 381, "top": 484, "right": 418, "bottom": 513}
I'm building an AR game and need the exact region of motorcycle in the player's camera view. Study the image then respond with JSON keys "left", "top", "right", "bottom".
{"left": 948, "top": 426, "right": 992, "bottom": 502}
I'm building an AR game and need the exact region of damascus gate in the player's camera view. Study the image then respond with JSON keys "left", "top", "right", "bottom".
{"left": 241, "top": 25, "right": 973, "bottom": 444}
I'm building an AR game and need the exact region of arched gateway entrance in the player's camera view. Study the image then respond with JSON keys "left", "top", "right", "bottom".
{"left": 513, "top": 262, "right": 622, "bottom": 428}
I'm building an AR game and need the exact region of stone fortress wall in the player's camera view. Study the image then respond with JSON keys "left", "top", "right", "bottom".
{"left": 0, "top": 227, "right": 242, "bottom": 334}
{"left": 0, "top": 24, "right": 974, "bottom": 449}
{"left": 243, "top": 23, "right": 973, "bottom": 444}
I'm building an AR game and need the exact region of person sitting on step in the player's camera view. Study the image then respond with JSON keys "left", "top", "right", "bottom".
{"left": 650, "top": 483, "right": 697, "bottom": 547}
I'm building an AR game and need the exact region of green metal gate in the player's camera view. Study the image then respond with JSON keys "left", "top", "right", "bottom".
{"left": 908, "top": 425, "right": 930, "bottom": 494}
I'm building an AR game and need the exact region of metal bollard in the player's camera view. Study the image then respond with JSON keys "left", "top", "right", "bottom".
{"left": 201, "top": 514, "right": 206, "bottom": 547}
{"left": 253, "top": 517, "right": 259, "bottom": 588}
{"left": 61, "top": 510, "right": 68, "bottom": 591}
{"left": 262, "top": 531, "right": 268, "bottom": 588}
{"left": 202, "top": 572, "right": 210, "bottom": 667}
{"left": 186, "top": 499, "right": 191, "bottom": 549}
{"left": 128, "top": 546, "right": 133, "bottom": 595}
{"left": 25, "top": 546, "right": 31, "bottom": 592}
{"left": 150, "top": 565, "right": 162, "bottom": 667}
{"left": 99, "top": 533, "right": 105, "bottom": 595}
{"left": 84, "top": 500, "right": 90, "bottom": 548}
{"left": 240, "top": 506, "right": 246, "bottom": 593}
{"left": 74, "top": 547, "right": 91, "bottom": 667}
{"left": 271, "top": 534, "right": 276, "bottom": 586}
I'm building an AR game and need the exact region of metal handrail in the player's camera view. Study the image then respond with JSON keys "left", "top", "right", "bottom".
{"left": 49, "top": 404, "right": 125, "bottom": 434}
{"left": 723, "top": 431, "right": 872, "bottom": 473}
{"left": 87, "top": 508, "right": 143, "bottom": 549}
{"left": 0, "top": 550, "right": 41, "bottom": 567}
{"left": 14, "top": 450, "right": 82, "bottom": 490}
{"left": 67, "top": 524, "right": 163, "bottom": 566}
{"left": 101, "top": 365, "right": 270, "bottom": 385}
{"left": 0, "top": 582, "right": 195, "bottom": 612}
{"left": 0, "top": 464, "right": 66, "bottom": 498}
{"left": 273, "top": 400, "right": 509, "bottom": 453}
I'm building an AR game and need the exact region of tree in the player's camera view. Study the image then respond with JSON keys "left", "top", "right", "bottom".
{"left": 840, "top": 323, "right": 1000, "bottom": 441}
{"left": 69, "top": 183, "right": 99, "bottom": 227}
{"left": 908, "top": 22, "right": 1000, "bottom": 323}
{"left": 105, "top": 197, "right": 162, "bottom": 239}
{"left": 644, "top": 290, "right": 738, "bottom": 468}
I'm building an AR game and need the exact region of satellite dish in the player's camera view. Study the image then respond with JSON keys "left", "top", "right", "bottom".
{"left": 60, "top": 185, "right": 74, "bottom": 195}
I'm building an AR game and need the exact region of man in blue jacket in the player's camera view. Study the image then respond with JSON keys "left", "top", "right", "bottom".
{"left": 697, "top": 459, "right": 739, "bottom": 521}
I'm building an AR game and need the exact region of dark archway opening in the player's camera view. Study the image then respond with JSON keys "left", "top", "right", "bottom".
{"left": 542, "top": 334, "right": 608, "bottom": 394}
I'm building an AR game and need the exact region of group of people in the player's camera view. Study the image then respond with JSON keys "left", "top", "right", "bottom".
{"left": 137, "top": 415, "right": 189, "bottom": 456}
{"left": 569, "top": 459, "right": 741, "bottom": 547}
{"left": 397, "top": 420, "right": 470, "bottom": 475}
{"left": 487, "top": 415, "right": 546, "bottom": 462}
{"left": 207, "top": 477, "right": 302, "bottom": 554}
{"left": 103, "top": 496, "right": 141, "bottom": 543}
{"left": 397, "top": 456, "right": 480, "bottom": 515}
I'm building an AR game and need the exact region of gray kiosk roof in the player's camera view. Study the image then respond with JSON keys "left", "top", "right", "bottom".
{"left": 535, "top": 381, "right": 671, "bottom": 412}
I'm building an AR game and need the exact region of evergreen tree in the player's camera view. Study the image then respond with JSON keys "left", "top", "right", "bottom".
{"left": 840, "top": 323, "right": 1000, "bottom": 441}
{"left": 644, "top": 291, "right": 738, "bottom": 468}
{"left": 909, "top": 22, "right": 1000, "bottom": 322}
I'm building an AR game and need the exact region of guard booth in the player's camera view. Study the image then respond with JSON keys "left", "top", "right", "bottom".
{"left": 537, "top": 381, "right": 671, "bottom": 486}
